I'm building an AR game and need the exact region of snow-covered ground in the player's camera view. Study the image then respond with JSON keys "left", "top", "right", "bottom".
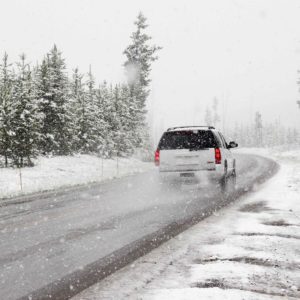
{"left": 0, "top": 155, "right": 153, "bottom": 199}
{"left": 73, "top": 148, "right": 300, "bottom": 300}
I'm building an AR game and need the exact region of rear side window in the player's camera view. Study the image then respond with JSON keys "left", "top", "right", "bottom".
{"left": 218, "top": 133, "right": 228, "bottom": 148}
{"left": 158, "top": 130, "right": 217, "bottom": 150}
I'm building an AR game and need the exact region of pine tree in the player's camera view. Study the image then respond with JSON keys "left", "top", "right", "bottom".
{"left": 119, "top": 84, "right": 136, "bottom": 155}
{"left": 103, "top": 84, "right": 128, "bottom": 157}
{"left": 0, "top": 53, "right": 14, "bottom": 166}
{"left": 84, "top": 67, "right": 102, "bottom": 153}
{"left": 69, "top": 68, "right": 86, "bottom": 152}
{"left": 10, "top": 54, "right": 40, "bottom": 167}
{"left": 35, "top": 56, "right": 54, "bottom": 153}
{"left": 254, "top": 111, "right": 263, "bottom": 146}
{"left": 36, "top": 45, "right": 72, "bottom": 155}
{"left": 110, "top": 84, "right": 135, "bottom": 157}
{"left": 71, "top": 67, "right": 109, "bottom": 154}
{"left": 49, "top": 45, "right": 73, "bottom": 154}
{"left": 95, "top": 82, "right": 109, "bottom": 156}
{"left": 293, "top": 128, "right": 300, "bottom": 145}
{"left": 110, "top": 85, "right": 123, "bottom": 157}
{"left": 123, "top": 12, "right": 161, "bottom": 150}
{"left": 287, "top": 127, "right": 294, "bottom": 145}
{"left": 96, "top": 82, "right": 116, "bottom": 157}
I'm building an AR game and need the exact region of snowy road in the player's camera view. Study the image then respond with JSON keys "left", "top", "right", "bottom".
{"left": 0, "top": 153, "right": 277, "bottom": 300}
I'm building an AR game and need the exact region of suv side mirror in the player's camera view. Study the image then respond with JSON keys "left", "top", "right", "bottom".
{"left": 227, "top": 141, "right": 238, "bottom": 149}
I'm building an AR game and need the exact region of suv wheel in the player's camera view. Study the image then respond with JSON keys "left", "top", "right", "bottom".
{"left": 220, "top": 168, "right": 237, "bottom": 200}
{"left": 220, "top": 164, "right": 228, "bottom": 193}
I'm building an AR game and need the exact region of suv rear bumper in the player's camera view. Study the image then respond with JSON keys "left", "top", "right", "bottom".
{"left": 158, "top": 166, "right": 224, "bottom": 182}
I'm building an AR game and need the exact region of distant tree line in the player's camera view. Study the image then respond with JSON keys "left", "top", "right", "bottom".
{"left": 228, "top": 112, "right": 300, "bottom": 147}
{"left": 204, "top": 97, "right": 299, "bottom": 147}
{"left": 0, "top": 13, "right": 161, "bottom": 167}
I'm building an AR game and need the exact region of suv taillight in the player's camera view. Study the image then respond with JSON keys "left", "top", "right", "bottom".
{"left": 215, "top": 148, "right": 221, "bottom": 164}
{"left": 154, "top": 150, "right": 160, "bottom": 166}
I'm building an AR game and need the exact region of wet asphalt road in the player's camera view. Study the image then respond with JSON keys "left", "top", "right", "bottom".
{"left": 0, "top": 153, "right": 278, "bottom": 300}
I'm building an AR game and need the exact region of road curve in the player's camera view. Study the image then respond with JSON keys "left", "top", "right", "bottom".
{"left": 0, "top": 153, "right": 278, "bottom": 300}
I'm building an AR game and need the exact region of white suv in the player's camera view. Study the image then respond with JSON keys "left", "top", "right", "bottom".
{"left": 155, "top": 126, "right": 238, "bottom": 189}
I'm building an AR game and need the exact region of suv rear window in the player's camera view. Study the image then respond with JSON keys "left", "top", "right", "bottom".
{"left": 158, "top": 130, "right": 217, "bottom": 150}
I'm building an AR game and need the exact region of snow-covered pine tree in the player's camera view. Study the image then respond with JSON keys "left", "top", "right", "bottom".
{"left": 110, "top": 84, "right": 135, "bottom": 157}
{"left": 96, "top": 82, "right": 116, "bottom": 157}
{"left": 276, "top": 120, "right": 286, "bottom": 145}
{"left": 36, "top": 45, "right": 72, "bottom": 155}
{"left": 84, "top": 67, "right": 103, "bottom": 153}
{"left": 0, "top": 53, "right": 14, "bottom": 167}
{"left": 48, "top": 45, "right": 73, "bottom": 154}
{"left": 69, "top": 68, "right": 86, "bottom": 152}
{"left": 70, "top": 67, "right": 101, "bottom": 153}
{"left": 10, "top": 54, "right": 41, "bottom": 167}
{"left": 254, "top": 111, "right": 263, "bottom": 147}
{"left": 95, "top": 82, "right": 109, "bottom": 157}
{"left": 123, "top": 12, "right": 161, "bottom": 151}
{"left": 287, "top": 127, "right": 294, "bottom": 146}
{"left": 119, "top": 84, "right": 136, "bottom": 155}
{"left": 110, "top": 84, "right": 124, "bottom": 157}
{"left": 293, "top": 128, "right": 300, "bottom": 145}
{"left": 34, "top": 57, "right": 53, "bottom": 153}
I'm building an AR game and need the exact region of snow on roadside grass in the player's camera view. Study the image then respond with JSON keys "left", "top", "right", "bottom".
{"left": 0, "top": 155, "right": 153, "bottom": 199}
{"left": 73, "top": 148, "right": 300, "bottom": 300}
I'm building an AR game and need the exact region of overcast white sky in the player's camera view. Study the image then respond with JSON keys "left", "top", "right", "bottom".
{"left": 1, "top": 0, "right": 300, "bottom": 140}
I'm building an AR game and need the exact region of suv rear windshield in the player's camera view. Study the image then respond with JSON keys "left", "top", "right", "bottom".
{"left": 158, "top": 130, "right": 217, "bottom": 150}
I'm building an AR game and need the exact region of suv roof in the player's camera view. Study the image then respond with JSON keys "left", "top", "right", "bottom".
{"left": 166, "top": 125, "right": 215, "bottom": 132}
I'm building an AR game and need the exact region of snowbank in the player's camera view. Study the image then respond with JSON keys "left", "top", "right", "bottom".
{"left": 0, "top": 155, "right": 154, "bottom": 199}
